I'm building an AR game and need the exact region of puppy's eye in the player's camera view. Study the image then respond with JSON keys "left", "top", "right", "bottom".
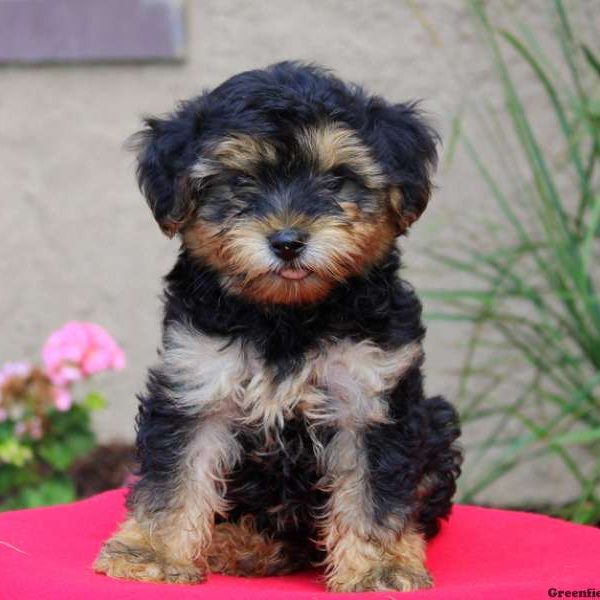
{"left": 324, "top": 177, "right": 344, "bottom": 193}
{"left": 325, "top": 177, "right": 359, "bottom": 196}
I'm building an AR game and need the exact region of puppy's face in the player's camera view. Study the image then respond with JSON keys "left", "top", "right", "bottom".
{"left": 180, "top": 124, "right": 401, "bottom": 304}
{"left": 134, "top": 63, "right": 437, "bottom": 305}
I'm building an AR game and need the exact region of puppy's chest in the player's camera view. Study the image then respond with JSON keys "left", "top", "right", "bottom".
{"left": 162, "top": 324, "right": 421, "bottom": 429}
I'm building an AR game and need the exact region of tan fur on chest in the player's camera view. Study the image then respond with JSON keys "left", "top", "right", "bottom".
{"left": 162, "top": 323, "right": 422, "bottom": 432}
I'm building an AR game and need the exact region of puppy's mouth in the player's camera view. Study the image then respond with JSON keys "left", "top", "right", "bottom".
{"left": 277, "top": 267, "right": 311, "bottom": 281}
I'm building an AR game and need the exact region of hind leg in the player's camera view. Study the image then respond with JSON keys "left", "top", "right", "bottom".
{"left": 208, "top": 515, "right": 309, "bottom": 577}
{"left": 416, "top": 396, "right": 462, "bottom": 538}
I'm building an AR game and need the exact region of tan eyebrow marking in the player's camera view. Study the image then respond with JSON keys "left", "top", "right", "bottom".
{"left": 209, "top": 134, "right": 278, "bottom": 174}
{"left": 298, "top": 123, "right": 387, "bottom": 189}
{"left": 188, "top": 134, "right": 278, "bottom": 185}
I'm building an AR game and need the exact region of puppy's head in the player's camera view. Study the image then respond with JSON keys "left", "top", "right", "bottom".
{"left": 133, "top": 62, "right": 438, "bottom": 305}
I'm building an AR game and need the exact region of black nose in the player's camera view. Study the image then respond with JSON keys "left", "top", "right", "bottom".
{"left": 269, "top": 229, "right": 307, "bottom": 261}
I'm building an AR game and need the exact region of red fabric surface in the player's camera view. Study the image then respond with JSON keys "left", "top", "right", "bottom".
{"left": 0, "top": 489, "right": 598, "bottom": 599}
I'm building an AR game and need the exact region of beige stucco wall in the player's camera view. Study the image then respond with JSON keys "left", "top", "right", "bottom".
{"left": 2, "top": 0, "right": 596, "bottom": 505}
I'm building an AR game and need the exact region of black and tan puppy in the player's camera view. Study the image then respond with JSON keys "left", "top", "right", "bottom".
{"left": 94, "top": 62, "right": 461, "bottom": 593}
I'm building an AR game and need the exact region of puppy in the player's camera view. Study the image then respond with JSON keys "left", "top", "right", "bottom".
{"left": 94, "top": 62, "right": 462, "bottom": 593}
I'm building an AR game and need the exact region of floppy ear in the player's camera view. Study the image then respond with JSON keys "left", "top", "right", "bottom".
{"left": 131, "top": 105, "right": 206, "bottom": 238}
{"left": 365, "top": 100, "right": 439, "bottom": 232}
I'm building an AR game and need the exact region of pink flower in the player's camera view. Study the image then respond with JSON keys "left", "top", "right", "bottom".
{"left": 0, "top": 362, "right": 32, "bottom": 388}
{"left": 49, "top": 365, "right": 82, "bottom": 387}
{"left": 28, "top": 417, "right": 43, "bottom": 440}
{"left": 42, "top": 322, "right": 125, "bottom": 385}
{"left": 13, "top": 417, "right": 44, "bottom": 439}
{"left": 52, "top": 387, "right": 72, "bottom": 412}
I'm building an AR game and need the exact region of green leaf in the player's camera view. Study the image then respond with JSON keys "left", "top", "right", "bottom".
{"left": 499, "top": 28, "right": 587, "bottom": 197}
{"left": 16, "top": 478, "right": 76, "bottom": 509}
{"left": 83, "top": 391, "right": 107, "bottom": 412}
{"left": 551, "top": 427, "right": 600, "bottom": 447}
{"left": 37, "top": 439, "right": 76, "bottom": 471}
{"left": 0, "top": 421, "right": 14, "bottom": 441}
{"left": 37, "top": 431, "right": 94, "bottom": 472}
{"left": 0, "top": 438, "right": 34, "bottom": 467}
{"left": 0, "top": 462, "right": 39, "bottom": 496}
{"left": 443, "top": 112, "right": 463, "bottom": 171}
{"left": 63, "top": 431, "right": 95, "bottom": 458}
{"left": 47, "top": 405, "right": 90, "bottom": 435}
{"left": 582, "top": 44, "right": 600, "bottom": 79}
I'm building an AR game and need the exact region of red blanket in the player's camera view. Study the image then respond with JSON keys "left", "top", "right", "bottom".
{"left": 0, "top": 488, "right": 598, "bottom": 599}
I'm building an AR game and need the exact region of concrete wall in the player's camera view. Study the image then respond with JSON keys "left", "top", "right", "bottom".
{"left": 2, "top": 0, "right": 596, "bottom": 505}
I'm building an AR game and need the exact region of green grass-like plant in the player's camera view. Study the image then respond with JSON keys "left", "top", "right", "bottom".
{"left": 425, "top": 0, "right": 600, "bottom": 523}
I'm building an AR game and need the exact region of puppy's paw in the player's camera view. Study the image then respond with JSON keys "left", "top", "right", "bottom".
{"left": 161, "top": 561, "right": 205, "bottom": 584}
{"left": 94, "top": 541, "right": 206, "bottom": 584}
{"left": 328, "top": 564, "right": 433, "bottom": 593}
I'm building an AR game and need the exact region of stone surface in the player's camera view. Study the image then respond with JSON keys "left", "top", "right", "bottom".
{"left": 1, "top": 0, "right": 598, "bottom": 505}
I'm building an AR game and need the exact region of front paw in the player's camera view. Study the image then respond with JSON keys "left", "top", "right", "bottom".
{"left": 94, "top": 541, "right": 206, "bottom": 584}
{"left": 328, "top": 564, "right": 433, "bottom": 593}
